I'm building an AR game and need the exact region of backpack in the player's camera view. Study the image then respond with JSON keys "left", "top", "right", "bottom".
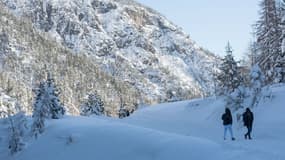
{"left": 243, "top": 112, "right": 251, "bottom": 126}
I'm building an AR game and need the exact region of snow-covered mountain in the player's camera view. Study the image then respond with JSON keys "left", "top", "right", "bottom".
{"left": 1, "top": 84, "right": 284, "bottom": 160}
{"left": 0, "top": 0, "right": 219, "bottom": 115}
{"left": 0, "top": 4, "right": 140, "bottom": 116}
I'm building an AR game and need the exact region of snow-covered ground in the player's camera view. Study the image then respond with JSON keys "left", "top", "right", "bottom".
{"left": 1, "top": 84, "right": 285, "bottom": 160}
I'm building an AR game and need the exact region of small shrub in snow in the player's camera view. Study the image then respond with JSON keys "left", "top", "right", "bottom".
{"left": 118, "top": 106, "right": 130, "bottom": 119}
{"left": 10, "top": 111, "right": 28, "bottom": 137}
{"left": 8, "top": 111, "right": 28, "bottom": 155}
{"left": 66, "top": 134, "right": 78, "bottom": 145}
{"left": 8, "top": 128, "right": 25, "bottom": 155}
{"left": 66, "top": 135, "right": 74, "bottom": 145}
{"left": 225, "top": 85, "right": 249, "bottom": 111}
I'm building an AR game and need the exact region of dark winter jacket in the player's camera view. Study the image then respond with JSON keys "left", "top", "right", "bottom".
{"left": 222, "top": 108, "right": 233, "bottom": 125}
{"left": 243, "top": 108, "right": 254, "bottom": 127}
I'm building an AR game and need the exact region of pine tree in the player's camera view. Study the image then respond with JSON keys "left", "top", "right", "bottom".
{"left": 46, "top": 73, "right": 65, "bottom": 119}
{"left": 249, "top": 41, "right": 259, "bottom": 66}
{"left": 80, "top": 92, "right": 104, "bottom": 116}
{"left": 246, "top": 26, "right": 260, "bottom": 67}
{"left": 249, "top": 64, "right": 265, "bottom": 107}
{"left": 31, "top": 82, "right": 48, "bottom": 138}
{"left": 31, "top": 73, "right": 65, "bottom": 137}
{"left": 256, "top": 0, "right": 283, "bottom": 83}
{"left": 217, "top": 42, "right": 241, "bottom": 95}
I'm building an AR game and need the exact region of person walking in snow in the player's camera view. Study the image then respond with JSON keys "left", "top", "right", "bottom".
{"left": 242, "top": 108, "right": 254, "bottom": 140}
{"left": 222, "top": 108, "right": 235, "bottom": 140}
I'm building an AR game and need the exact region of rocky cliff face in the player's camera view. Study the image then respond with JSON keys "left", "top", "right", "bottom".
{"left": 0, "top": 0, "right": 219, "bottom": 116}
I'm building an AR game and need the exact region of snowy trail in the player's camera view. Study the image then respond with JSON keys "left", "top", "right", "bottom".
{"left": 122, "top": 85, "right": 285, "bottom": 159}
{"left": 124, "top": 97, "right": 227, "bottom": 140}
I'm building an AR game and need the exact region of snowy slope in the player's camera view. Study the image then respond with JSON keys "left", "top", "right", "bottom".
{"left": 125, "top": 84, "right": 285, "bottom": 159}
{"left": 2, "top": 117, "right": 225, "bottom": 160}
{"left": 1, "top": 84, "right": 285, "bottom": 160}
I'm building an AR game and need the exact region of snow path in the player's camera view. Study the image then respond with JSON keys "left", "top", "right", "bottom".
{"left": 123, "top": 85, "right": 285, "bottom": 159}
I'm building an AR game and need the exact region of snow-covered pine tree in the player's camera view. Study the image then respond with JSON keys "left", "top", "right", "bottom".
{"left": 247, "top": 33, "right": 259, "bottom": 67}
{"left": 217, "top": 42, "right": 241, "bottom": 95}
{"left": 249, "top": 64, "right": 265, "bottom": 107}
{"left": 31, "top": 74, "right": 65, "bottom": 137}
{"left": 80, "top": 92, "right": 104, "bottom": 116}
{"left": 256, "top": 0, "right": 283, "bottom": 84}
{"left": 31, "top": 111, "right": 45, "bottom": 139}
{"left": 46, "top": 73, "right": 65, "bottom": 119}
{"left": 31, "top": 82, "right": 48, "bottom": 138}
{"left": 226, "top": 85, "right": 248, "bottom": 112}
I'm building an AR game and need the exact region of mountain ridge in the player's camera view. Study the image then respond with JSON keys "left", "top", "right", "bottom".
{"left": 0, "top": 0, "right": 219, "bottom": 115}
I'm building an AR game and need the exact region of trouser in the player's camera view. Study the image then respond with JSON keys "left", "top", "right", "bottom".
{"left": 245, "top": 125, "right": 252, "bottom": 139}
{"left": 224, "top": 124, "right": 234, "bottom": 139}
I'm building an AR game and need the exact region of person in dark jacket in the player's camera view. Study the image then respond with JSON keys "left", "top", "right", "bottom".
{"left": 243, "top": 108, "right": 254, "bottom": 140}
{"left": 221, "top": 108, "right": 235, "bottom": 140}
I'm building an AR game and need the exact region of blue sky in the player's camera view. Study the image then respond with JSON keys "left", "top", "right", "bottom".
{"left": 136, "top": 0, "right": 260, "bottom": 59}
